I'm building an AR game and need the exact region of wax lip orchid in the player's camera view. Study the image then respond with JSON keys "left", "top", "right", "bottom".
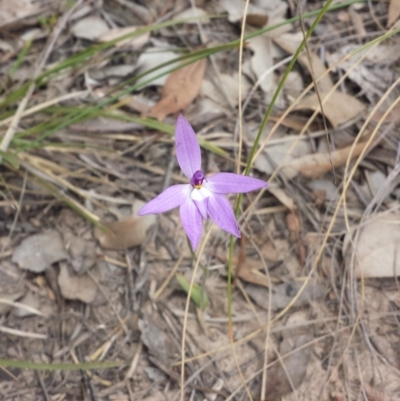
{"left": 137, "top": 115, "right": 268, "bottom": 250}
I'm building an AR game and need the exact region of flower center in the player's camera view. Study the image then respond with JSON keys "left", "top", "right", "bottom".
{"left": 190, "top": 170, "right": 205, "bottom": 189}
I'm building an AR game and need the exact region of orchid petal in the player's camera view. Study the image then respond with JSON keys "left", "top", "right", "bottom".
{"left": 180, "top": 199, "right": 203, "bottom": 250}
{"left": 137, "top": 184, "right": 191, "bottom": 215}
{"left": 206, "top": 173, "right": 268, "bottom": 194}
{"left": 175, "top": 115, "right": 201, "bottom": 179}
{"left": 190, "top": 186, "right": 211, "bottom": 202}
{"left": 193, "top": 198, "right": 208, "bottom": 220}
{"left": 207, "top": 194, "right": 240, "bottom": 237}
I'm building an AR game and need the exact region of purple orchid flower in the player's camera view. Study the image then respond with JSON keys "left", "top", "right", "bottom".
{"left": 137, "top": 115, "right": 268, "bottom": 250}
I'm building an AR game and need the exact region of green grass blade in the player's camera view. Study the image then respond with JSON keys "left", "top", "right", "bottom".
{"left": 0, "top": 358, "right": 121, "bottom": 371}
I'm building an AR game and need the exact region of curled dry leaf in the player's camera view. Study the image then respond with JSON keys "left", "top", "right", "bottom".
{"left": 98, "top": 26, "right": 150, "bottom": 49}
{"left": 148, "top": 58, "right": 206, "bottom": 121}
{"left": 71, "top": 16, "right": 110, "bottom": 41}
{"left": 343, "top": 212, "right": 400, "bottom": 278}
{"left": 94, "top": 200, "right": 156, "bottom": 250}
{"left": 237, "top": 258, "right": 270, "bottom": 287}
{"left": 292, "top": 90, "right": 365, "bottom": 128}
{"left": 281, "top": 141, "right": 371, "bottom": 179}
{"left": 58, "top": 264, "right": 98, "bottom": 304}
{"left": 12, "top": 230, "right": 68, "bottom": 273}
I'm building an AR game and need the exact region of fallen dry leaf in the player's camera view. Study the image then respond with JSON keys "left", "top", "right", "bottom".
{"left": 246, "top": 280, "right": 325, "bottom": 311}
{"left": 12, "top": 230, "right": 68, "bottom": 272}
{"left": 388, "top": 0, "right": 400, "bottom": 27}
{"left": 286, "top": 212, "right": 305, "bottom": 264}
{"left": 343, "top": 212, "right": 400, "bottom": 277}
{"left": 98, "top": 26, "right": 150, "bottom": 49}
{"left": 371, "top": 102, "right": 400, "bottom": 125}
{"left": 261, "top": 239, "right": 289, "bottom": 262}
{"left": 220, "top": 0, "right": 269, "bottom": 27}
{"left": 283, "top": 71, "right": 304, "bottom": 100}
{"left": 281, "top": 141, "right": 370, "bottom": 179}
{"left": 237, "top": 257, "right": 270, "bottom": 287}
{"left": 0, "top": 0, "right": 41, "bottom": 25}
{"left": 274, "top": 32, "right": 334, "bottom": 93}
{"left": 139, "top": 313, "right": 177, "bottom": 367}
{"left": 268, "top": 186, "right": 296, "bottom": 211}
{"left": 148, "top": 58, "right": 206, "bottom": 121}
{"left": 64, "top": 234, "right": 97, "bottom": 275}
{"left": 245, "top": 13, "right": 269, "bottom": 28}
{"left": 71, "top": 16, "right": 110, "bottom": 41}
{"left": 94, "top": 200, "right": 156, "bottom": 250}
{"left": 200, "top": 73, "right": 251, "bottom": 109}
{"left": 135, "top": 48, "right": 178, "bottom": 87}
{"left": 264, "top": 334, "right": 313, "bottom": 400}
{"left": 326, "top": 43, "right": 399, "bottom": 103}
{"left": 58, "top": 263, "right": 98, "bottom": 304}
{"left": 292, "top": 90, "right": 365, "bottom": 128}
{"left": 250, "top": 131, "right": 312, "bottom": 175}
{"left": 175, "top": 6, "right": 210, "bottom": 24}
{"left": 349, "top": 6, "right": 366, "bottom": 37}
{"left": 248, "top": 35, "right": 275, "bottom": 94}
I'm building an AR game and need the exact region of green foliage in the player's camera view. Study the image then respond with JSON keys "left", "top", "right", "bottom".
{"left": 0, "top": 358, "right": 121, "bottom": 371}
{"left": 176, "top": 273, "right": 209, "bottom": 309}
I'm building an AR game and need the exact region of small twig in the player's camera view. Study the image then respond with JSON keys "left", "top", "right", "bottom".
{"left": 0, "top": 298, "right": 46, "bottom": 317}
{"left": 77, "top": 348, "right": 97, "bottom": 401}
{"left": 125, "top": 342, "right": 143, "bottom": 380}
{"left": 36, "top": 371, "right": 52, "bottom": 401}
{"left": 0, "top": 325, "right": 47, "bottom": 339}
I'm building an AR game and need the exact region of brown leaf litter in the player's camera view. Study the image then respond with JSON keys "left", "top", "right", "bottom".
{"left": 147, "top": 58, "right": 207, "bottom": 121}
{"left": 2, "top": 0, "right": 400, "bottom": 400}
{"left": 343, "top": 211, "right": 400, "bottom": 278}
{"left": 12, "top": 230, "right": 68, "bottom": 273}
{"left": 94, "top": 200, "right": 156, "bottom": 250}
{"left": 292, "top": 90, "right": 365, "bottom": 128}
{"left": 281, "top": 140, "right": 372, "bottom": 179}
